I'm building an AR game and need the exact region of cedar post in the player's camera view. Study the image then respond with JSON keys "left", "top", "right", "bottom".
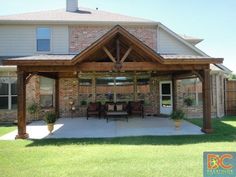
{"left": 133, "top": 73, "right": 137, "bottom": 101}
{"left": 172, "top": 75, "right": 177, "bottom": 111}
{"left": 55, "top": 78, "right": 60, "bottom": 118}
{"left": 92, "top": 74, "right": 96, "bottom": 102}
{"left": 201, "top": 69, "right": 213, "bottom": 133}
{"left": 15, "top": 68, "right": 29, "bottom": 139}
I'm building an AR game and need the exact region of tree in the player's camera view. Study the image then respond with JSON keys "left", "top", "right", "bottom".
{"left": 228, "top": 73, "right": 236, "bottom": 80}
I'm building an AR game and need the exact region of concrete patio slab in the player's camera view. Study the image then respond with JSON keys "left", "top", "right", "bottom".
{"left": 0, "top": 117, "right": 203, "bottom": 140}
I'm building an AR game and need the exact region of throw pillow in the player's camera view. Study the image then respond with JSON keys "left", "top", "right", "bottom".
{"left": 116, "top": 104, "right": 123, "bottom": 111}
{"left": 108, "top": 104, "right": 114, "bottom": 111}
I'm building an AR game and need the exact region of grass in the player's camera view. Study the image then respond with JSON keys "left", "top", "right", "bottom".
{"left": 0, "top": 124, "right": 16, "bottom": 136}
{"left": 0, "top": 117, "right": 235, "bottom": 177}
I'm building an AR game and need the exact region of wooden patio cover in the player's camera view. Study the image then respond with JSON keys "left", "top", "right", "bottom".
{"left": 3, "top": 25, "right": 223, "bottom": 139}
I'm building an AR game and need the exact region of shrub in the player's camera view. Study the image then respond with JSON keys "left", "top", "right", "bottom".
{"left": 80, "top": 100, "right": 87, "bottom": 106}
{"left": 44, "top": 112, "right": 57, "bottom": 124}
{"left": 170, "top": 109, "right": 185, "bottom": 120}
{"left": 27, "top": 103, "right": 39, "bottom": 115}
{"left": 184, "top": 97, "right": 194, "bottom": 107}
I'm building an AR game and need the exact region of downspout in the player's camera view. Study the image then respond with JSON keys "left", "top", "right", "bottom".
{"left": 215, "top": 74, "right": 220, "bottom": 118}
{"left": 224, "top": 77, "right": 227, "bottom": 116}
{"left": 157, "top": 24, "right": 160, "bottom": 53}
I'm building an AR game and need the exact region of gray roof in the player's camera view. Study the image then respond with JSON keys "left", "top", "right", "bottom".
{"left": 2, "top": 54, "right": 220, "bottom": 61}
{"left": 4, "top": 55, "right": 75, "bottom": 61}
{"left": 0, "top": 8, "right": 156, "bottom": 25}
{"left": 214, "top": 64, "right": 232, "bottom": 74}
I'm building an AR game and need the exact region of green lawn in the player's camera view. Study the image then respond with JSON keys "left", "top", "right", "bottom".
{"left": 0, "top": 117, "right": 235, "bottom": 177}
{"left": 0, "top": 124, "right": 16, "bottom": 136}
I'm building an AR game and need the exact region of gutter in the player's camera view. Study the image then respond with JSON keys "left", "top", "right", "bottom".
{"left": 0, "top": 20, "right": 159, "bottom": 26}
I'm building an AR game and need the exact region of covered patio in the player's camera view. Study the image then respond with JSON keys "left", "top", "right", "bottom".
{"left": 3, "top": 25, "right": 223, "bottom": 139}
{"left": 0, "top": 117, "right": 203, "bottom": 140}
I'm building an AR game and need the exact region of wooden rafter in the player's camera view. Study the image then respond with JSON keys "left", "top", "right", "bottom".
{"left": 25, "top": 73, "right": 35, "bottom": 84}
{"left": 103, "top": 46, "right": 116, "bottom": 63}
{"left": 121, "top": 46, "right": 133, "bottom": 63}
{"left": 116, "top": 39, "right": 120, "bottom": 62}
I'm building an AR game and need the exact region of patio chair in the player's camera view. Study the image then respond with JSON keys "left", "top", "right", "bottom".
{"left": 128, "top": 101, "right": 144, "bottom": 118}
{"left": 86, "top": 102, "right": 101, "bottom": 120}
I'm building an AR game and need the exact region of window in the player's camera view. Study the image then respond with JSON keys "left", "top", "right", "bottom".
{"left": 79, "top": 78, "right": 93, "bottom": 105}
{"left": 36, "top": 27, "right": 51, "bottom": 52}
{"left": 96, "top": 77, "right": 114, "bottom": 103}
{"left": 137, "top": 76, "right": 150, "bottom": 104}
{"left": 115, "top": 77, "right": 134, "bottom": 102}
{"left": 40, "top": 77, "right": 54, "bottom": 108}
{"left": 181, "top": 78, "right": 202, "bottom": 106}
{"left": 0, "top": 77, "right": 17, "bottom": 110}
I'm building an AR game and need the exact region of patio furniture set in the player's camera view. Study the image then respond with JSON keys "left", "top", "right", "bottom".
{"left": 87, "top": 101, "right": 144, "bottom": 122}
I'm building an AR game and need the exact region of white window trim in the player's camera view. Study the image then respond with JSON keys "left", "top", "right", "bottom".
{"left": 39, "top": 77, "right": 55, "bottom": 108}
{"left": 35, "top": 26, "right": 52, "bottom": 54}
{"left": 0, "top": 77, "right": 17, "bottom": 110}
{"left": 182, "top": 78, "right": 202, "bottom": 106}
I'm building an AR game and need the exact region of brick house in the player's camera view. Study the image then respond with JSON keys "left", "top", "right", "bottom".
{"left": 0, "top": 0, "right": 231, "bottom": 138}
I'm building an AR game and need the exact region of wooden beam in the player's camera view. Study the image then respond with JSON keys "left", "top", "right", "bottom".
{"left": 172, "top": 75, "right": 177, "bottom": 111}
{"left": 77, "top": 62, "right": 209, "bottom": 72}
{"left": 37, "top": 72, "right": 58, "bottom": 79}
{"left": 121, "top": 47, "right": 133, "bottom": 63}
{"left": 20, "top": 66, "right": 77, "bottom": 73}
{"left": 192, "top": 70, "right": 204, "bottom": 82}
{"left": 18, "top": 63, "right": 209, "bottom": 73}
{"left": 92, "top": 75, "right": 96, "bottom": 102}
{"left": 103, "top": 47, "right": 116, "bottom": 63}
{"left": 201, "top": 69, "right": 213, "bottom": 133}
{"left": 15, "top": 69, "right": 28, "bottom": 139}
{"left": 55, "top": 78, "right": 60, "bottom": 118}
{"left": 26, "top": 73, "right": 36, "bottom": 84}
{"left": 133, "top": 74, "right": 137, "bottom": 101}
{"left": 164, "top": 58, "right": 223, "bottom": 65}
{"left": 3, "top": 60, "right": 71, "bottom": 66}
{"left": 116, "top": 39, "right": 120, "bottom": 62}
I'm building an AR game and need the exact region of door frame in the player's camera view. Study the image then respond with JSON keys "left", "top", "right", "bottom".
{"left": 159, "top": 81, "right": 173, "bottom": 115}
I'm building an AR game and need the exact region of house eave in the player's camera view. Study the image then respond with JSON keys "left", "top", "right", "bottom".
{"left": 0, "top": 20, "right": 158, "bottom": 26}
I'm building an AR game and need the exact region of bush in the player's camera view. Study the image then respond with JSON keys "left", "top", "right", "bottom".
{"left": 27, "top": 103, "right": 39, "bottom": 114}
{"left": 80, "top": 100, "right": 87, "bottom": 106}
{"left": 44, "top": 112, "right": 57, "bottom": 124}
{"left": 184, "top": 97, "right": 194, "bottom": 107}
{"left": 170, "top": 109, "right": 185, "bottom": 120}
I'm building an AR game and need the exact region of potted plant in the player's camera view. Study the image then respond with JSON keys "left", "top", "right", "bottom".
{"left": 170, "top": 109, "right": 185, "bottom": 128}
{"left": 44, "top": 111, "right": 57, "bottom": 134}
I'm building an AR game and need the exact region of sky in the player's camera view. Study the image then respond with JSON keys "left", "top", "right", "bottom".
{"left": 0, "top": 0, "right": 235, "bottom": 73}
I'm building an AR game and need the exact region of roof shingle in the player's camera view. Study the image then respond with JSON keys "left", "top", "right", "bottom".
{"left": 0, "top": 8, "right": 156, "bottom": 25}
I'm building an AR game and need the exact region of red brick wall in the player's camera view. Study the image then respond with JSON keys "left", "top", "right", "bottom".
{"left": 69, "top": 25, "right": 157, "bottom": 53}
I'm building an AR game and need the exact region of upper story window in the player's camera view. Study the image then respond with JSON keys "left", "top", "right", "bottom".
{"left": 36, "top": 27, "right": 51, "bottom": 52}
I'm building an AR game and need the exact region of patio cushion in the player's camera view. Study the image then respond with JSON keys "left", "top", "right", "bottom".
{"left": 108, "top": 104, "right": 115, "bottom": 111}
{"left": 88, "top": 103, "right": 98, "bottom": 111}
{"left": 116, "top": 104, "right": 123, "bottom": 111}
